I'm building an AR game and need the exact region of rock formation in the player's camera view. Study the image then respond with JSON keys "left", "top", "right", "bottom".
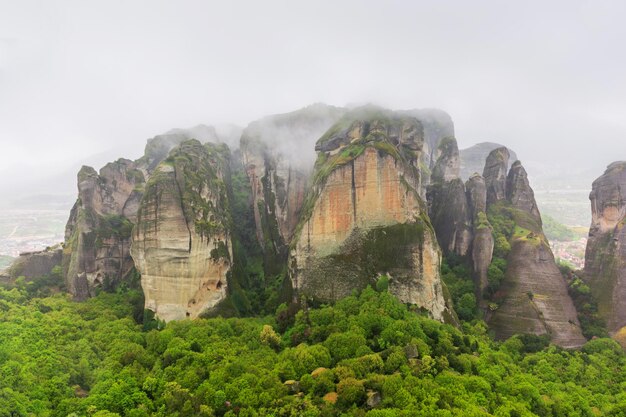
{"left": 584, "top": 161, "right": 626, "bottom": 334}
{"left": 1, "top": 245, "right": 62, "bottom": 282}
{"left": 289, "top": 108, "right": 453, "bottom": 322}
{"left": 426, "top": 137, "right": 472, "bottom": 257}
{"left": 466, "top": 174, "right": 493, "bottom": 297}
{"left": 63, "top": 159, "right": 144, "bottom": 299}
{"left": 506, "top": 161, "right": 541, "bottom": 223}
{"left": 483, "top": 147, "right": 510, "bottom": 206}
{"left": 240, "top": 104, "right": 344, "bottom": 273}
{"left": 405, "top": 109, "right": 455, "bottom": 190}
{"left": 483, "top": 149, "right": 585, "bottom": 347}
{"left": 459, "top": 142, "right": 518, "bottom": 180}
{"left": 131, "top": 140, "right": 233, "bottom": 321}
{"left": 62, "top": 125, "right": 227, "bottom": 301}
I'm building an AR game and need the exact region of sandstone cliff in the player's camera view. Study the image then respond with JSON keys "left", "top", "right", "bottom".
{"left": 130, "top": 140, "right": 233, "bottom": 321}
{"left": 584, "top": 161, "right": 626, "bottom": 335}
{"left": 290, "top": 108, "right": 453, "bottom": 322}
{"left": 484, "top": 150, "right": 585, "bottom": 347}
{"left": 63, "top": 126, "right": 225, "bottom": 300}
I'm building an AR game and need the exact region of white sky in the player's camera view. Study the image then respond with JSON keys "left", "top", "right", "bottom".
{"left": 1, "top": 0, "right": 625, "bottom": 199}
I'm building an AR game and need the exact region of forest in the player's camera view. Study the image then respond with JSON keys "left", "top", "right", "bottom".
{"left": 1, "top": 272, "right": 625, "bottom": 417}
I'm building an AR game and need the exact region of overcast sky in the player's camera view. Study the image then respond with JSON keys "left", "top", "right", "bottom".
{"left": 1, "top": 0, "right": 625, "bottom": 202}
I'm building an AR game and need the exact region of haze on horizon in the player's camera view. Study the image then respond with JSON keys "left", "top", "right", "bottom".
{"left": 1, "top": 0, "right": 625, "bottom": 208}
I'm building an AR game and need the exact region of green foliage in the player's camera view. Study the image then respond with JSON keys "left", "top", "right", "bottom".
{"left": 440, "top": 256, "right": 478, "bottom": 321}
{"left": 1, "top": 285, "right": 626, "bottom": 416}
{"left": 375, "top": 275, "right": 389, "bottom": 292}
{"left": 561, "top": 265, "right": 609, "bottom": 339}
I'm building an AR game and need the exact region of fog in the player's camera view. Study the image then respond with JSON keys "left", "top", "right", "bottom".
{"left": 1, "top": 0, "right": 626, "bottom": 208}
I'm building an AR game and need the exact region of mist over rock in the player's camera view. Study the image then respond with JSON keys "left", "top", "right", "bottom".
{"left": 240, "top": 104, "right": 345, "bottom": 273}
{"left": 24, "top": 102, "right": 594, "bottom": 342}
{"left": 404, "top": 108, "right": 455, "bottom": 177}
{"left": 130, "top": 140, "right": 232, "bottom": 321}
{"left": 584, "top": 161, "right": 626, "bottom": 335}
{"left": 289, "top": 108, "right": 454, "bottom": 322}
{"left": 459, "top": 142, "right": 518, "bottom": 180}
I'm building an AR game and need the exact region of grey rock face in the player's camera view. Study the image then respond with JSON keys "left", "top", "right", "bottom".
{"left": 483, "top": 147, "right": 510, "bottom": 206}
{"left": 466, "top": 174, "right": 487, "bottom": 218}
{"left": 427, "top": 138, "right": 471, "bottom": 257}
{"left": 63, "top": 161, "right": 144, "bottom": 299}
{"left": 63, "top": 130, "right": 189, "bottom": 300}
{"left": 506, "top": 161, "right": 541, "bottom": 223}
{"left": 430, "top": 137, "right": 460, "bottom": 183}
{"left": 484, "top": 159, "right": 585, "bottom": 348}
{"left": 584, "top": 161, "right": 626, "bottom": 334}
{"left": 3, "top": 246, "right": 62, "bottom": 281}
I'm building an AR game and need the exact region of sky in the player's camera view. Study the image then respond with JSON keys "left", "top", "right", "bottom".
{"left": 1, "top": 0, "right": 625, "bottom": 205}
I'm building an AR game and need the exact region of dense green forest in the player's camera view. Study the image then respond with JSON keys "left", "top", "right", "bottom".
{"left": 1, "top": 278, "right": 625, "bottom": 417}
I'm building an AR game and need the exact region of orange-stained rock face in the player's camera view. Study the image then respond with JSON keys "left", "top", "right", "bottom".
{"left": 301, "top": 148, "right": 423, "bottom": 254}
{"left": 291, "top": 144, "right": 447, "bottom": 321}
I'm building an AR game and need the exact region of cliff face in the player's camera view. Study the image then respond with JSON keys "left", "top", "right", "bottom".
{"left": 130, "top": 140, "right": 232, "bottom": 321}
{"left": 62, "top": 126, "right": 222, "bottom": 300}
{"left": 405, "top": 109, "right": 455, "bottom": 191}
{"left": 290, "top": 109, "right": 451, "bottom": 322}
{"left": 484, "top": 150, "right": 585, "bottom": 348}
{"left": 483, "top": 147, "right": 510, "bottom": 206}
{"left": 584, "top": 161, "right": 626, "bottom": 334}
{"left": 240, "top": 105, "right": 344, "bottom": 273}
{"left": 63, "top": 160, "right": 144, "bottom": 299}
{"left": 427, "top": 138, "right": 472, "bottom": 257}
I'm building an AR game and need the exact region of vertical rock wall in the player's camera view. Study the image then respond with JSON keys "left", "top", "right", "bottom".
{"left": 584, "top": 161, "right": 626, "bottom": 334}
{"left": 130, "top": 140, "right": 233, "bottom": 321}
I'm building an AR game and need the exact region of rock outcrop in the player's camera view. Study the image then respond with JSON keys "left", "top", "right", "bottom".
{"left": 63, "top": 160, "right": 144, "bottom": 299}
{"left": 62, "top": 126, "right": 227, "bottom": 300}
{"left": 290, "top": 108, "right": 452, "bottom": 322}
{"left": 130, "top": 140, "right": 232, "bottom": 321}
{"left": 2, "top": 245, "right": 62, "bottom": 282}
{"left": 427, "top": 138, "right": 472, "bottom": 257}
{"left": 459, "top": 142, "right": 518, "bottom": 180}
{"left": 506, "top": 161, "right": 541, "bottom": 223}
{"left": 483, "top": 147, "right": 510, "bottom": 206}
{"left": 484, "top": 150, "right": 585, "bottom": 347}
{"left": 466, "top": 174, "right": 493, "bottom": 297}
{"left": 584, "top": 161, "right": 626, "bottom": 334}
{"left": 240, "top": 104, "right": 344, "bottom": 273}
{"left": 405, "top": 109, "right": 455, "bottom": 190}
